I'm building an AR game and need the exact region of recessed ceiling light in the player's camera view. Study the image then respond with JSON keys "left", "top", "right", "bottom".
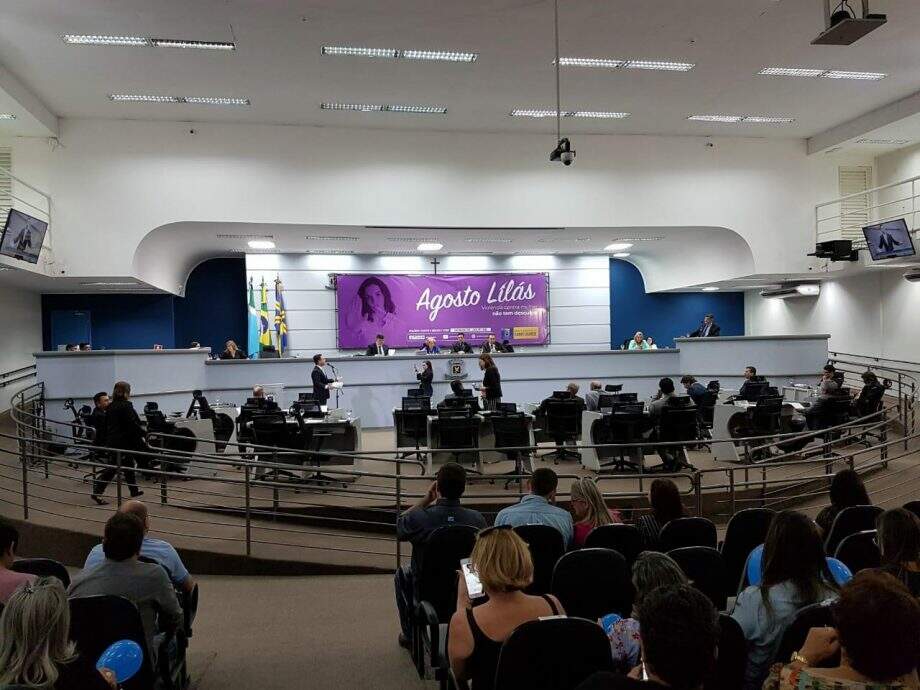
{"left": 322, "top": 46, "right": 477, "bottom": 63}
{"left": 248, "top": 240, "right": 276, "bottom": 249}
{"left": 417, "top": 242, "right": 444, "bottom": 252}
{"left": 687, "top": 115, "right": 743, "bottom": 123}
{"left": 855, "top": 138, "right": 910, "bottom": 145}
{"left": 304, "top": 235, "right": 360, "bottom": 241}
{"left": 510, "top": 109, "right": 562, "bottom": 118}
{"left": 605, "top": 242, "right": 634, "bottom": 251}
{"left": 108, "top": 94, "right": 249, "bottom": 105}
{"left": 184, "top": 96, "right": 250, "bottom": 106}
{"left": 109, "top": 94, "right": 181, "bottom": 103}
{"left": 0, "top": 114, "right": 15, "bottom": 120}
{"left": 702, "top": 286, "right": 720, "bottom": 292}
{"left": 63, "top": 34, "right": 234, "bottom": 50}
{"left": 823, "top": 70, "right": 887, "bottom": 80}
{"left": 150, "top": 39, "right": 235, "bottom": 51}
{"left": 687, "top": 114, "right": 794, "bottom": 124}
{"left": 378, "top": 250, "right": 421, "bottom": 256}
{"left": 306, "top": 249, "right": 356, "bottom": 255}
{"left": 557, "top": 57, "right": 626, "bottom": 69}
{"left": 759, "top": 67, "right": 887, "bottom": 80}
{"left": 612, "top": 252, "right": 631, "bottom": 258}
{"left": 558, "top": 57, "right": 693, "bottom": 71}
{"left": 509, "top": 109, "right": 629, "bottom": 119}
{"left": 625, "top": 60, "right": 694, "bottom": 71}
{"left": 321, "top": 102, "right": 446, "bottom": 115}
{"left": 569, "top": 111, "right": 630, "bottom": 119}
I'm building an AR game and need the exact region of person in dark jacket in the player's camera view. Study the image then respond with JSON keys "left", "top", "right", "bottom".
{"left": 92, "top": 381, "right": 144, "bottom": 505}
{"left": 416, "top": 360, "right": 434, "bottom": 397}
{"left": 87, "top": 391, "right": 109, "bottom": 446}
{"left": 450, "top": 332, "right": 473, "bottom": 354}
{"left": 854, "top": 371, "right": 885, "bottom": 417}
{"left": 689, "top": 313, "right": 721, "bottom": 338}
{"left": 219, "top": 339, "right": 246, "bottom": 359}
{"left": 365, "top": 334, "right": 388, "bottom": 356}
{"left": 479, "top": 354, "right": 502, "bottom": 411}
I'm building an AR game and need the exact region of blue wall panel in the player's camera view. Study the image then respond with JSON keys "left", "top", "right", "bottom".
{"left": 174, "top": 258, "right": 247, "bottom": 354}
{"left": 41, "top": 294, "right": 176, "bottom": 350}
{"left": 609, "top": 259, "right": 744, "bottom": 349}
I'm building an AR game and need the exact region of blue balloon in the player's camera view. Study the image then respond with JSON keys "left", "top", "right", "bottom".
{"left": 825, "top": 557, "right": 853, "bottom": 586}
{"left": 97, "top": 639, "right": 143, "bottom": 683}
{"left": 746, "top": 544, "right": 765, "bottom": 586}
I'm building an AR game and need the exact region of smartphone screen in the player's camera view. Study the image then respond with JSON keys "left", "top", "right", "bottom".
{"left": 460, "top": 558, "right": 485, "bottom": 599}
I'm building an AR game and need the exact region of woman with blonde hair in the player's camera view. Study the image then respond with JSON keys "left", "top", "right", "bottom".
{"left": 449, "top": 526, "right": 565, "bottom": 690}
{"left": 0, "top": 577, "right": 115, "bottom": 689}
{"left": 571, "top": 477, "right": 622, "bottom": 547}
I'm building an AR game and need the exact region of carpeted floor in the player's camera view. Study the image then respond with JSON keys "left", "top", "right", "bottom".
{"left": 187, "top": 573, "right": 425, "bottom": 690}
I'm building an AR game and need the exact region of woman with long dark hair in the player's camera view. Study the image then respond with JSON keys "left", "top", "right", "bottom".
{"left": 416, "top": 360, "right": 434, "bottom": 398}
{"left": 731, "top": 510, "right": 838, "bottom": 690}
{"left": 346, "top": 276, "right": 406, "bottom": 345}
{"left": 816, "top": 468, "right": 871, "bottom": 536}
{"left": 876, "top": 507, "right": 920, "bottom": 596}
{"left": 635, "top": 478, "right": 685, "bottom": 550}
{"left": 478, "top": 354, "right": 502, "bottom": 411}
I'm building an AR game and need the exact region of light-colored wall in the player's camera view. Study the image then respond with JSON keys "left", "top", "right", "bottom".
{"left": 246, "top": 253, "right": 610, "bottom": 355}
{"left": 0, "top": 285, "right": 41, "bottom": 411}
{"left": 8, "top": 118, "right": 871, "bottom": 293}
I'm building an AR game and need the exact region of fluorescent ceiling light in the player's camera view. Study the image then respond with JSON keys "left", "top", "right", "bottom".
{"left": 465, "top": 237, "right": 513, "bottom": 244}
{"left": 702, "top": 286, "right": 720, "bottom": 292}
{"left": 109, "top": 94, "right": 249, "bottom": 105}
{"left": 321, "top": 46, "right": 477, "bottom": 62}
{"left": 0, "top": 114, "right": 15, "bottom": 120}
{"left": 605, "top": 242, "right": 634, "bottom": 251}
{"left": 796, "top": 284, "right": 820, "bottom": 296}
{"left": 321, "top": 102, "right": 446, "bottom": 114}
{"left": 509, "top": 109, "right": 629, "bottom": 119}
{"left": 109, "top": 94, "right": 180, "bottom": 103}
{"left": 304, "top": 235, "right": 360, "bottom": 241}
{"left": 759, "top": 67, "right": 886, "bottom": 81}
{"left": 855, "top": 138, "right": 910, "bottom": 145}
{"left": 570, "top": 111, "right": 630, "bottom": 119}
{"left": 248, "top": 240, "right": 276, "bottom": 249}
{"left": 386, "top": 236, "right": 431, "bottom": 242}
{"left": 307, "top": 249, "right": 355, "bottom": 255}
{"left": 610, "top": 236, "right": 664, "bottom": 242}
{"left": 687, "top": 114, "right": 794, "bottom": 124}
{"left": 510, "top": 109, "right": 561, "bottom": 118}
{"left": 63, "top": 34, "right": 234, "bottom": 50}
{"left": 80, "top": 281, "right": 138, "bottom": 286}
{"left": 184, "top": 96, "right": 250, "bottom": 105}
{"left": 612, "top": 252, "right": 631, "bottom": 258}
{"left": 558, "top": 57, "right": 693, "bottom": 71}
{"left": 687, "top": 114, "right": 743, "bottom": 123}
{"left": 417, "top": 242, "right": 444, "bottom": 252}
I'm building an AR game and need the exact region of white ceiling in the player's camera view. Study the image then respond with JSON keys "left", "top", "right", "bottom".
{"left": 1, "top": 0, "right": 920, "bottom": 139}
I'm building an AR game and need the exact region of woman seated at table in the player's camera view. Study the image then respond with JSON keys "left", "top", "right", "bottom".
{"left": 627, "top": 331, "right": 651, "bottom": 350}
{"left": 220, "top": 339, "right": 247, "bottom": 359}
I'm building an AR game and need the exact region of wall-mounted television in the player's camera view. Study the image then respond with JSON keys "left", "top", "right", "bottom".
{"left": 0, "top": 209, "right": 48, "bottom": 264}
{"left": 862, "top": 218, "right": 916, "bottom": 261}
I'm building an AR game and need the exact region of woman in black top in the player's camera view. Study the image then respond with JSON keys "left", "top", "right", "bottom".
{"left": 220, "top": 339, "right": 247, "bottom": 359}
{"left": 635, "top": 478, "right": 685, "bottom": 550}
{"left": 92, "top": 380, "right": 145, "bottom": 504}
{"left": 815, "top": 468, "right": 870, "bottom": 537}
{"left": 876, "top": 508, "right": 920, "bottom": 596}
{"left": 478, "top": 354, "right": 502, "bottom": 411}
{"left": 449, "top": 528, "right": 564, "bottom": 689}
{"left": 416, "top": 360, "right": 434, "bottom": 397}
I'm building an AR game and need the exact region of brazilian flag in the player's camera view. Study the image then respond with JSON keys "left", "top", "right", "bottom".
{"left": 258, "top": 278, "right": 272, "bottom": 349}
{"left": 274, "top": 276, "right": 289, "bottom": 355}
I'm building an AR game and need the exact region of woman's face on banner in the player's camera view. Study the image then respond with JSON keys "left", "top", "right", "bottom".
{"left": 364, "top": 284, "right": 385, "bottom": 315}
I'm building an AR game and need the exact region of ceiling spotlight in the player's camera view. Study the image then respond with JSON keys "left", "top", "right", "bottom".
{"left": 550, "top": 137, "right": 575, "bottom": 166}
{"left": 247, "top": 240, "right": 276, "bottom": 249}
{"left": 612, "top": 252, "right": 631, "bottom": 258}
{"left": 605, "top": 242, "right": 633, "bottom": 252}
{"left": 417, "top": 242, "right": 443, "bottom": 252}
{"left": 702, "top": 286, "right": 720, "bottom": 292}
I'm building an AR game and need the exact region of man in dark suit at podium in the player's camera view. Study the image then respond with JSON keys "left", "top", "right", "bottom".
{"left": 689, "top": 313, "right": 721, "bottom": 338}
{"left": 450, "top": 332, "right": 473, "bottom": 354}
{"left": 480, "top": 333, "right": 504, "bottom": 354}
{"left": 366, "top": 334, "right": 388, "bottom": 356}
{"left": 312, "top": 354, "right": 332, "bottom": 405}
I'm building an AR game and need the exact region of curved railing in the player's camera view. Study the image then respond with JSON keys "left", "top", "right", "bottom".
{"left": 3, "top": 380, "right": 916, "bottom": 570}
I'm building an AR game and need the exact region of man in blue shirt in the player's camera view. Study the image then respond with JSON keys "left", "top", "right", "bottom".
{"left": 680, "top": 375, "right": 709, "bottom": 407}
{"left": 394, "top": 463, "right": 486, "bottom": 647}
{"left": 494, "top": 468, "right": 573, "bottom": 547}
{"left": 83, "top": 500, "right": 195, "bottom": 593}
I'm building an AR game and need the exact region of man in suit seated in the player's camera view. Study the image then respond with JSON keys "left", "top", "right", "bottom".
{"left": 689, "top": 313, "right": 721, "bottom": 338}
{"left": 648, "top": 378, "right": 677, "bottom": 421}
{"left": 450, "top": 332, "right": 473, "bottom": 353}
{"left": 480, "top": 333, "right": 504, "bottom": 354}
{"left": 585, "top": 381, "right": 603, "bottom": 411}
{"left": 365, "top": 333, "right": 388, "bottom": 356}
{"left": 730, "top": 365, "right": 758, "bottom": 402}
{"left": 417, "top": 336, "right": 441, "bottom": 354}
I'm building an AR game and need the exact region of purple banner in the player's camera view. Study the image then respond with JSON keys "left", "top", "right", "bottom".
{"left": 335, "top": 273, "right": 550, "bottom": 349}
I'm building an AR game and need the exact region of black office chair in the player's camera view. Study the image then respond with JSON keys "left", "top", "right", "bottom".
{"left": 706, "top": 380, "right": 721, "bottom": 393}
{"left": 833, "top": 529, "right": 881, "bottom": 574}
{"left": 514, "top": 525, "right": 565, "bottom": 595}
{"left": 720, "top": 508, "right": 775, "bottom": 597}
{"left": 599, "top": 411, "right": 647, "bottom": 472}
{"left": 551, "top": 548, "right": 633, "bottom": 621}
{"left": 412, "top": 525, "right": 478, "bottom": 685}
{"left": 659, "top": 516, "right": 717, "bottom": 552}
{"left": 696, "top": 390, "right": 718, "bottom": 431}
{"left": 11, "top": 557, "right": 70, "bottom": 588}
{"left": 604, "top": 384, "right": 623, "bottom": 393}
{"left": 436, "top": 410, "right": 481, "bottom": 474}
{"left": 708, "top": 614, "right": 747, "bottom": 690}
{"left": 493, "top": 617, "right": 614, "bottom": 690}
{"left": 904, "top": 500, "right": 920, "bottom": 520}
{"left": 667, "top": 546, "right": 728, "bottom": 611}
{"left": 656, "top": 405, "right": 700, "bottom": 472}
{"left": 824, "top": 505, "right": 883, "bottom": 556}
{"left": 398, "top": 407, "right": 431, "bottom": 466}
{"left": 250, "top": 412, "right": 301, "bottom": 481}
{"left": 292, "top": 409, "right": 352, "bottom": 489}
{"left": 490, "top": 412, "right": 533, "bottom": 489}
{"left": 774, "top": 601, "right": 838, "bottom": 666}
{"left": 584, "top": 524, "right": 644, "bottom": 569}
{"left": 541, "top": 399, "right": 583, "bottom": 463}
{"left": 70, "top": 594, "right": 186, "bottom": 690}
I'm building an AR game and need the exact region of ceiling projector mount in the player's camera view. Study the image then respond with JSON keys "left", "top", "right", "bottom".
{"left": 812, "top": 0, "right": 887, "bottom": 46}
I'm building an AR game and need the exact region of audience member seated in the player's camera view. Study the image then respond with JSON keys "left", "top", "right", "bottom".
{"left": 645, "top": 336, "right": 658, "bottom": 350}
{"left": 731, "top": 510, "right": 839, "bottom": 690}
{"left": 418, "top": 336, "right": 441, "bottom": 354}
{"left": 480, "top": 333, "right": 504, "bottom": 354}
{"left": 448, "top": 527, "right": 565, "bottom": 690}
{"left": 635, "top": 479, "right": 685, "bottom": 551}
{"left": 818, "top": 364, "right": 840, "bottom": 396}
{"left": 440, "top": 379, "right": 478, "bottom": 410}
{"left": 628, "top": 332, "right": 651, "bottom": 351}
{"left": 0, "top": 519, "right": 36, "bottom": 603}
{"left": 815, "top": 468, "right": 871, "bottom": 537}
{"left": 252, "top": 385, "right": 265, "bottom": 399}
{"left": 647, "top": 378, "right": 676, "bottom": 421}
{"left": 763, "top": 571, "right": 920, "bottom": 690}
{"left": 566, "top": 381, "right": 586, "bottom": 406}
{"left": 0, "top": 577, "right": 116, "bottom": 690}
{"left": 68, "top": 512, "right": 183, "bottom": 662}
{"left": 219, "top": 339, "right": 246, "bottom": 359}
{"left": 87, "top": 391, "right": 110, "bottom": 446}
{"left": 805, "top": 365, "right": 847, "bottom": 430}
{"left": 679, "top": 376, "right": 708, "bottom": 407}
{"left": 495, "top": 468, "right": 573, "bottom": 548}
{"left": 79, "top": 342, "right": 92, "bottom": 351}
{"left": 853, "top": 371, "right": 886, "bottom": 417}
{"left": 735, "top": 365, "right": 759, "bottom": 402}
{"left": 571, "top": 477, "right": 622, "bottom": 548}
{"left": 586, "top": 381, "right": 604, "bottom": 412}
{"left": 92, "top": 380, "right": 145, "bottom": 505}
{"left": 602, "top": 552, "right": 688, "bottom": 672}
{"left": 365, "top": 333, "right": 389, "bottom": 356}
{"left": 83, "top": 500, "right": 195, "bottom": 593}
{"left": 450, "top": 332, "right": 473, "bottom": 354}
{"left": 876, "top": 508, "right": 920, "bottom": 597}
{"left": 579, "top": 585, "right": 719, "bottom": 690}
{"left": 394, "top": 463, "right": 486, "bottom": 647}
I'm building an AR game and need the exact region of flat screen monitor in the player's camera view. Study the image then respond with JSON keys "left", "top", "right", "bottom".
{"left": 0, "top": 209, "right": 48, "bottom": 264}
{"left": 863, "top": 218, "right": 916, "bottom": 260}
{"left": 459, "top": 388, "right": 474, "bottom": 398}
